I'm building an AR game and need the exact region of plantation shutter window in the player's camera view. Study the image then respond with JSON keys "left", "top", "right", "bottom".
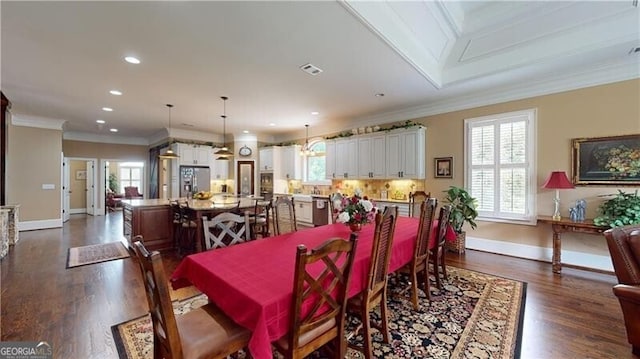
{"left": 465, "top": 109, "right": 536, "bottom": 224}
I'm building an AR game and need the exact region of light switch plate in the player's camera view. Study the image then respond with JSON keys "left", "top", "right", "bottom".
{"left": 42, "top": 184, "right": 55, "bottom": 190}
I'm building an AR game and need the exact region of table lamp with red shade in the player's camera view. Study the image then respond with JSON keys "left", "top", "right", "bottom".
{"left": 542, "top": 171, "right": 575, "bottom": 220}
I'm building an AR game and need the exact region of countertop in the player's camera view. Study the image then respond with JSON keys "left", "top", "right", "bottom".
{"left": 274, "top": 193, "right": 410, "bottom": 204}
{"left": 122, "top": 195, "right": 261, "bottom": 209}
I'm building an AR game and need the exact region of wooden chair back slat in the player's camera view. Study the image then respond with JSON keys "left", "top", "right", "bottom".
{"left": 203, "top": 211, "right": 251, "bottom": 250}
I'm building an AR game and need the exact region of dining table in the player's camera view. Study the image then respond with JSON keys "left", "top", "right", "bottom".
{"left": 170, "top": 216, "right": 455, "bottom": 359}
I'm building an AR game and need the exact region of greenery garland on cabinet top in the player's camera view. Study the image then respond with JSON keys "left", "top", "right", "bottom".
{"left": 593, "top": 190, "right": 640, "bottom": 228}
{"left": 324, "top": 120, "right": 421, "bottom": 140}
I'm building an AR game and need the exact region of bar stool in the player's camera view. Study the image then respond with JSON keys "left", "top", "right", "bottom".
{"left": 176, "top": 201, "right": 198, "bottom": 255}
{"left": 248, "top": 199, "right": 272, "bottom": 239}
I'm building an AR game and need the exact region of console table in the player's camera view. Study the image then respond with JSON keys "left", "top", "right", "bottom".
{"left": 537, "top": 215, "right": 607, "bottom": 274}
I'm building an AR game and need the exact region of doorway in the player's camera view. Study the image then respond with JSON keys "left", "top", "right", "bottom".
{"left": 236, "top": 160, "right": 255, "bottom": 196}
{"left": 63, "top": 157, "right": 97, "bottom": 218}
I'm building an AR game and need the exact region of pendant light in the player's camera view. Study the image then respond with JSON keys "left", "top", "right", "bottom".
{"left": 300, "top": 124, "right": 315, "bottom": 156}
{"left": 159, "top": 104, "right": 179, "bottom": 159}
{"left": 215, "top": 96, "right": 233, "bottom": 160}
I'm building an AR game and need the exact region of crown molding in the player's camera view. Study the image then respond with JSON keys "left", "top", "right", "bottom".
{"left": 11, "top": 113, "right": 65, "bottom": 130}
{"left": 350, "top": 61, "right": 639, "bottom": 127}
{"left": 63, "top": 131, "right": 149, "bottom": 146}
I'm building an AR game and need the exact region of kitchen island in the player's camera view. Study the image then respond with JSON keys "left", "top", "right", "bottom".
{"left": 122, "top": 196, "right": 261, "bottom": 252}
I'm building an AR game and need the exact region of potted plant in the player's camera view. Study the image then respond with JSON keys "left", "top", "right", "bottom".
{"left": 443, "top": 186, "right": 479, "bottom": 253}
{"left": 593, "top": 190, "right": 640, "bottom": 228}
{"left": 108, "top": 173, "right": 119, "bottom": 193}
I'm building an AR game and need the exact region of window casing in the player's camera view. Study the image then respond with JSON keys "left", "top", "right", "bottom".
{"left": 304, "top": 141, "right": 330, "bottom": 185}
{"left": 119, "top": 162, "right": 144, "bottom": 193}
{"left": 464, "top": 109, "right": 537, "bottom": 225}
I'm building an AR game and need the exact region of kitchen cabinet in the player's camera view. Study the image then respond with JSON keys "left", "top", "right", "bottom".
{"left": 357, "top": 134, "right": 386, "bottom": 179}
{"left": 211, "top": 148, "right": 229, "bottom": 180}
{"left": 334, "top": 138, "right": 357, "bottom": 179}
{"left": 122, "top": 200, "right": 172, "bottom": 251}
{"left": 259, "top": 147, "right": 277, "bottom": 172}
{"left": 295, "top": 197, "right": 313, "bottom": 224}
{"left": 325, "top": 140, "right": 336, "bottom": 180}
{"left": 179, "top": 143, "right": 212, "bottom": 166}
{"left": 279, "top": 145, "right": 302, "bottom": 180}
{"left": 386, "top": 127, "right": 425, "bottom": 179}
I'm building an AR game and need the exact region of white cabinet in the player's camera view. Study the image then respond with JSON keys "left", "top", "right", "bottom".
{"left": 334, "top": 138, "right": 357, "bottom": 179}
{"left": 295, "top": 198, "right": 313, "bottom": 224}
{"left": 325, "top": 140, "right": 336, "bottom": 180}
{"left": 357, "top": 134, "right": 386, "bottom": 179}
{"left": 259, "top": 147, "right": 278, "bottom": 172}
{"left": 178, "top": 144, "right": 211, "bottom": 166}
{"left": 386, "top": 127, "right": 425, "bottom": 179}
{"left": 279, "top": 145, "right": 302, "bottom": 180}
{"left": 211, "top": 149, "right": 229, "bottom": 180}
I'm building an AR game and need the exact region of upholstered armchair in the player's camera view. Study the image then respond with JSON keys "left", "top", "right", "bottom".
{"left": 604, "top": 224, "right": 640, "bottom": 355}
{"left": 124, "top": 186, "right": 143, "bottom": 199}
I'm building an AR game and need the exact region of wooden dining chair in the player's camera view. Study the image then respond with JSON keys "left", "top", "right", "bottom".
{"left": 347, "top": 206, "right": 398, "bottom": 359}
{"left": 430, "top": 205, "right": 452, "bottom": 289}
{"left": 408, "top": 191, "right": 430, "bottom": 218}
{"left": 273, "top": 234, "right": 359, "bottom": 359}
{"left": 398, "top": 198, "right": 438, "bottom": 309}
{"left": 248, "top": 198, "right": 272, "bottom": 239}
{"left": 202, "top": 211, "right": 251, "bottom": 250}
{"left": 132, "top": 240, "right": 250, "bottom": 359}
{"left": 273, "top": 196, "right": 298, "bottom": 235}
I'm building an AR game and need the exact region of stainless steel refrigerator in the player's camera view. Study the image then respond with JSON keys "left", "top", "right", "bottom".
{"left": 180, "top": 166, "right": 210, "bottom": 198}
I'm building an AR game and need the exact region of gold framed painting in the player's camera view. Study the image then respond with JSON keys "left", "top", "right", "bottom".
{"left": 571, "top": 134, "right": 640, "bottom": 186}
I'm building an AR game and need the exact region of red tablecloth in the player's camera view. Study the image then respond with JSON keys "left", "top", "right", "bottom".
{"left": 170, "top": 216, "right": 455, "bottom": 359}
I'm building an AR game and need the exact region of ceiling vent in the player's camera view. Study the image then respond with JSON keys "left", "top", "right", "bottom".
{"left": 630, "top": 47, "right": 640, "bottom": 55}
{"left": 299, "top": 63, "right": 323, "bottom": 76}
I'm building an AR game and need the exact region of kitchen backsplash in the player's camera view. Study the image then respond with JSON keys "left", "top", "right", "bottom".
{"left": 288, "top": 179, "right": 426, "bottom": 200}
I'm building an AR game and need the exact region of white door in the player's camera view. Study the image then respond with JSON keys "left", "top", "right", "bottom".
{"left": 63, "top": 158, "right": 70, "bottom": 222}
{"left": 86, "top": 160, "right": 95, "bottom": 215}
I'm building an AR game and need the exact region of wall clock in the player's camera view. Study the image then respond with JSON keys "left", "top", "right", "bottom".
{"left": 238, "top": 145, "right": 252, "bottom": 157}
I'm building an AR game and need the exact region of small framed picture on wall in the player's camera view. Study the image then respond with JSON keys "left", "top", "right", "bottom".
{"left": 76, "top": 170, "right": 87, "bottom": 180}
{"left": 434, "top": 157, "right": 453, "bottom": 179}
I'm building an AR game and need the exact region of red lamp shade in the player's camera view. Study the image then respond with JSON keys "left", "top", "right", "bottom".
{"left": 542, "top": 171, "right": 574, "bottom": 189}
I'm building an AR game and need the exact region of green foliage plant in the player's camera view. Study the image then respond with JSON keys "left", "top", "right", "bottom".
{"left": 108, "top": 173, "right": 119, "bottom": 193}
{"left": 593, "top": 190, "right": 640, "bottom": 228}
{"left": 443, "top": 186, "right": 479, "bottom": 234}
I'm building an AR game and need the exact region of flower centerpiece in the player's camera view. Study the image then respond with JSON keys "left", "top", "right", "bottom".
{"left": 335, "top": 195, "right": 377, "bottom": 232}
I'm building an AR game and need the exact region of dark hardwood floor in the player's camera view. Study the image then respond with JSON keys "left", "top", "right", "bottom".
{"left": 1, "top": 213, "right": 636, "bottom": 358}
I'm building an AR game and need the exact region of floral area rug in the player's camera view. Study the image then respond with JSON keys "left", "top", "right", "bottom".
{"left": 111, "top": 267, "right": 526, "bottom": 359}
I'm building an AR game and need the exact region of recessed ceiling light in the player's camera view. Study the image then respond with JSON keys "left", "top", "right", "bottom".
{"left": 243, "top": 130, "right": 249, "bottom": 134}
{"left": 96, "top": 120, "right": 106, "bottom": 124}
{"left": 375, "top": 93, "right": 385, "bottom": 97}
{"left": 109, "top": 90, "right": 122, "bottom": 96}
{"left": 269, "top": 123, "right": 276, "bottom": 126}
{"left": 102, "top": 107, "right": 113, "bottom": 112}
{"left": 311, "top": 111, "right": 319, "bottom": 115}
{"left": 124, "top": 56, "right": 140, "bottom": 64}
{"left": 110, "top": 128, "right": 118, "bottom": 132}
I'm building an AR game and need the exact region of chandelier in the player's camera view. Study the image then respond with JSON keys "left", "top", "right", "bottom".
{"left": 215, "top": 96, "right": 233, "bottom": 160}
{"left": 159, "top": 104, "right": 179, "bottom": 159}
{"left": 300, "top": 124, "right": 316, "bottom": 156}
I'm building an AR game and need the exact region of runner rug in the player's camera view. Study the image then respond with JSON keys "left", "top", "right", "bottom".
{"left": 112, "top": 267, "right": 526, "bottom": 359}
{"left": 66, "top": 241, "right": 130, "bottom": 268}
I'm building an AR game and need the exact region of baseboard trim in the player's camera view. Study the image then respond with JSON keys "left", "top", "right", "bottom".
{"left": 466, "top": 236, "right": 614, "bottom": 272}
{"left": 69, "top": 208, "right": 86, "bottom": 214}
{"left": 18, "top": 218, "right": 63, "bottom": 231}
